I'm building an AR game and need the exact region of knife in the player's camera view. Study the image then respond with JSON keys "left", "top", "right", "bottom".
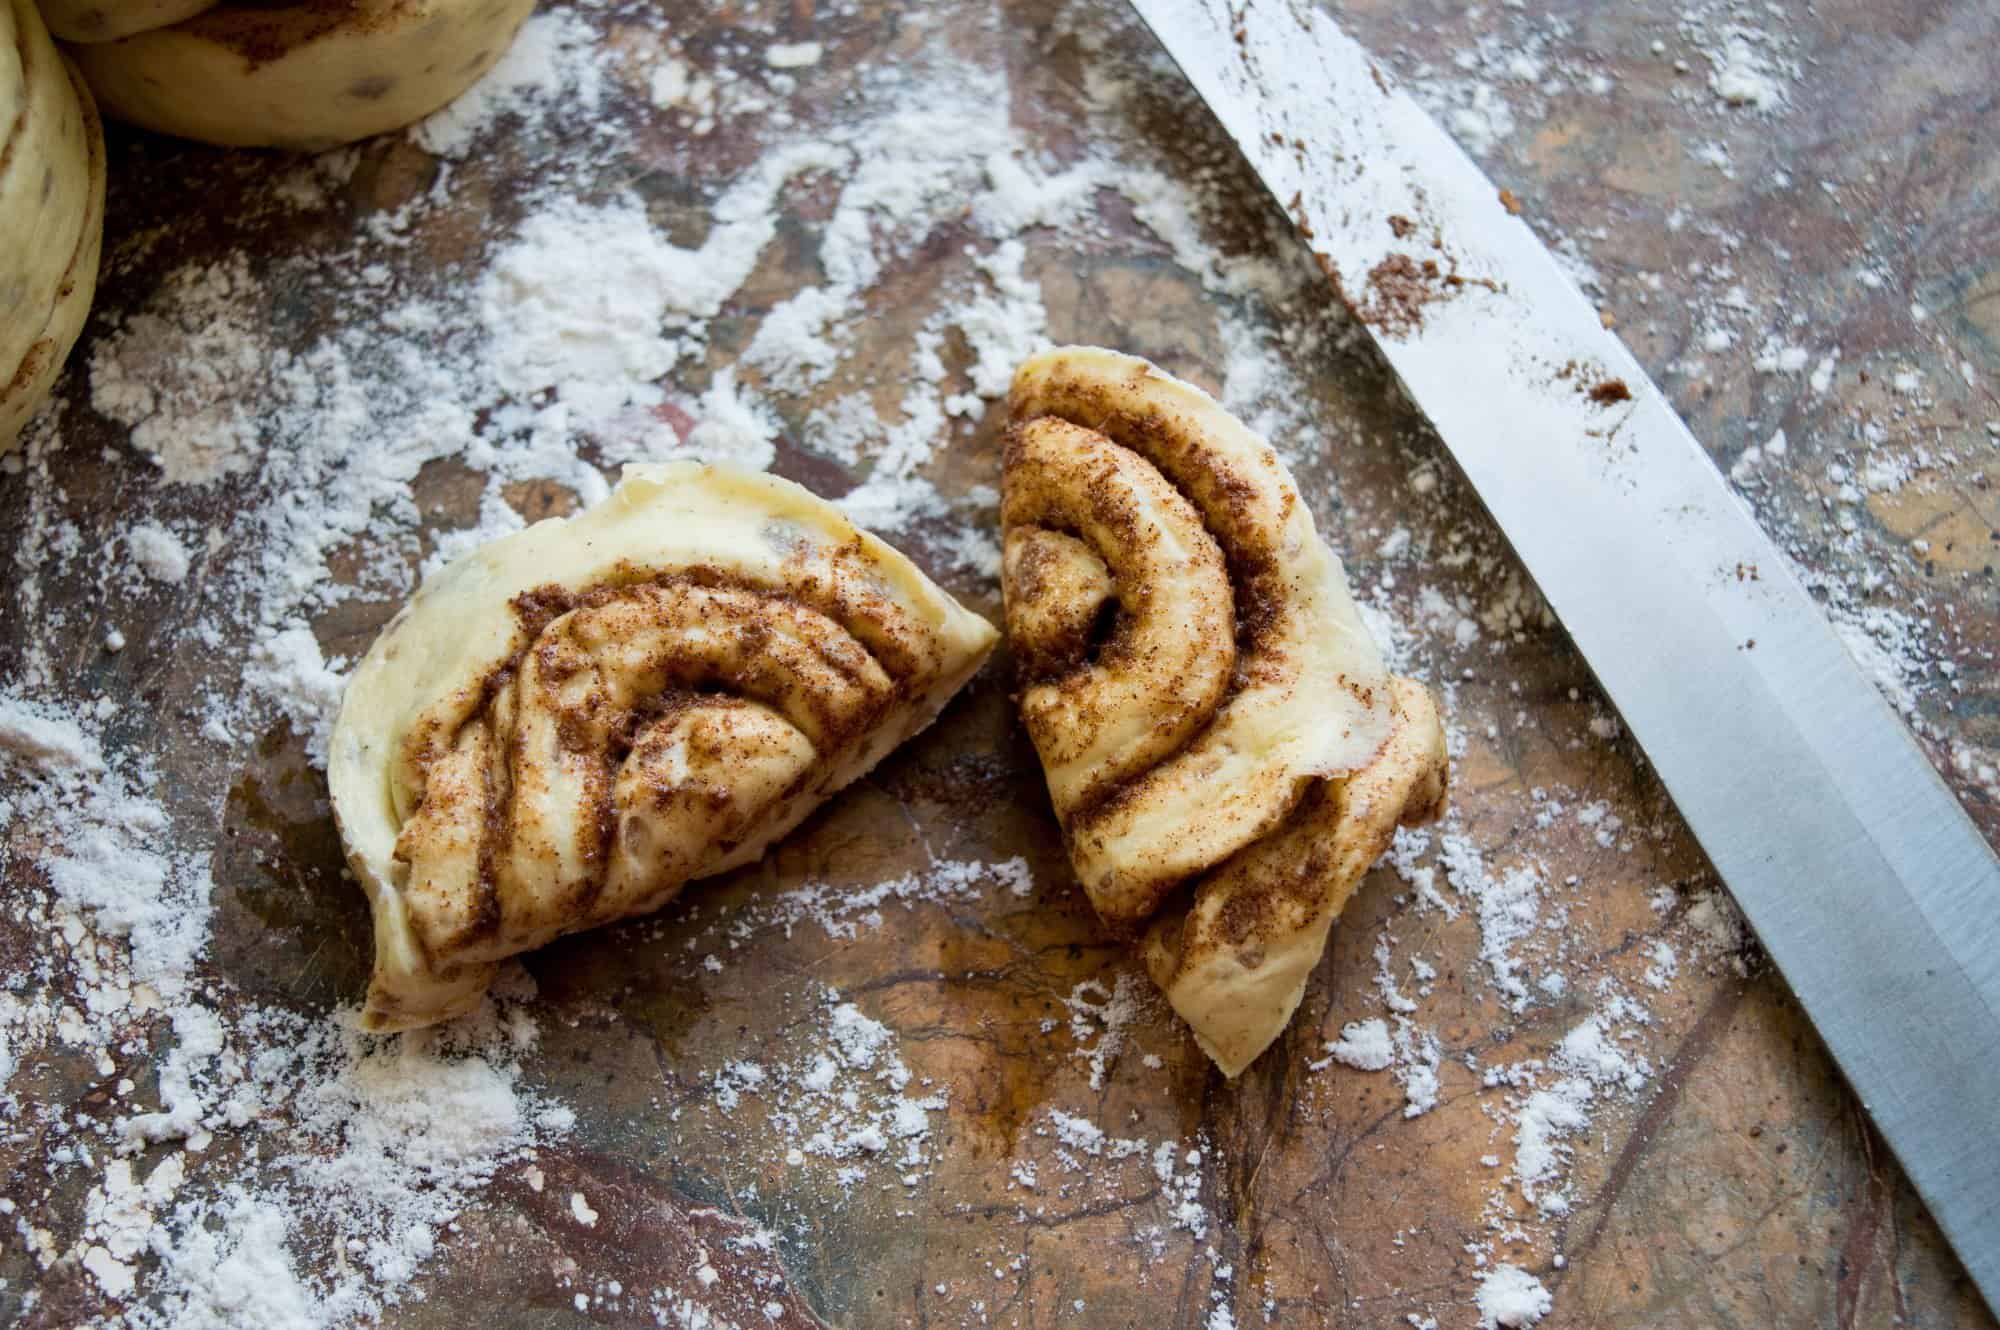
{"left": 1126, "top": 0, "right": 2000, "bottom": 1309}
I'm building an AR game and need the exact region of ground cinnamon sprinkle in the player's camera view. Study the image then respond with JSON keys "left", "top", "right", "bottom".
{"left": 1358, "top": 253, "right": 1442, "bottom": 336}
{"left": 188, "top": 0, "right": 378, "bottom": 67}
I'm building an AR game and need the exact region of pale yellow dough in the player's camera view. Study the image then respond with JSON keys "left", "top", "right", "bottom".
{"left": 2, "top": 0, "right": 104, "bottom": 451}
{"left": 329, "top": 462, "right": 999, "bottom": 1032}
{"left": 1002, "top": 346, "right": 1447, "bottom": 1076}
{"left": 71, "top": 0, "right": 535, "bottom": 150}
{"left": 39, "top": 0, "right": 216, "bottom": 45}
{"left": 1142, "top": 679, "right": 1447, "bottom": 1076}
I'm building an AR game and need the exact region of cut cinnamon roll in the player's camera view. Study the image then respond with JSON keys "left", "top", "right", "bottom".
{"left": 329, "top": 462, "right": 999, "bottom": 1031}
{"left": 1002, "top": 347, "right": 1447, "bottom": 1076}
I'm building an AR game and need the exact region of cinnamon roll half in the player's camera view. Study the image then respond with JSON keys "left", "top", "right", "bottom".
{"left": 1002, "top": 347, "right": 1447, "bottom": 1076}
{"left": 330, "top": 462, "right": 999, "bottom": 1031}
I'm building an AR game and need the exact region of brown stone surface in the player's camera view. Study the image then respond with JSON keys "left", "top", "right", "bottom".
{"left": 1, "top": 0, "right": 1995, "bottom": 1327}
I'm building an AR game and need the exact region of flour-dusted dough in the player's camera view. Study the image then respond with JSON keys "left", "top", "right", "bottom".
{"left": 329, "top": 462, "right": 999, "bottom": 1031}
{"left": 70, "top": 0, "right": 534, "bottom": 150}
{"left": 2, "top": 0, "right": 104, "bottom": 451}
{"left": 38, "top": 0, "right": 216, "bottom": 45}
{"left": 1002, "top": 346, "right": 1447, "bottom": 1076}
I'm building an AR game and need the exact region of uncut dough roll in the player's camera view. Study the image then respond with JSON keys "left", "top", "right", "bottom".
{"left": 38, "top": 0, "right": 216, "bottom": 45}
{"left": 69, "top": 0, "right": 535, "bottom": 150}
{"left": 329, "top": 462, "right": 999, "bottom": 1032}
{"left": 2, "top": 0, "right": 105, "bottom": 451}
{"left": 1002, "top": 346, "right": 1448, "bottom": 1076}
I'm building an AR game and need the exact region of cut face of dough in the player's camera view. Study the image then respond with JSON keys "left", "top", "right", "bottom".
{"left": 330, "top": 462, "right": 999, "bottom": 1031}
{"left": 70, "top": 0, "right": 535, "bottom": 150}
{"left": 1002, "top": 346, "right": 1448, "bottom": 1076}
{"left": 2, "top": 0, "right": 105, "bottom": 451}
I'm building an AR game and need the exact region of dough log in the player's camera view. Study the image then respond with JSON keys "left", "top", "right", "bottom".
{"left": 70, "top": 0, "right": 535, "bottom": 150}
{"left": 2, "top": 0, "right": 105, "bottom": 451}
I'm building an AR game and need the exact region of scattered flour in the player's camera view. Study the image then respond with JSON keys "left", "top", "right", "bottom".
{"left": 697, "top": 990, "right": 950, "bottom": 1185}
{"left": 1395, "top": 1020, "right": 1444, "bottom": 1118}
{"left": 124, "top": 522, "right": 191, "bottom": 583}
{"left": 1065, "top": 972, "right": 1148, "bottom": 1090}
{"left": 1322, "top": 1018, "right": 1395, "bottom": 1072}
{"left": 0, "top": 696, "right": 574, "bottom": 1328}
{"left": 674, "top": 367, "right": 782, "bottom": 472}
{"left": 1510, "top": 1008, "right": 1652, "bottom": 1214}
{"left": 242, "top": 624, "right": 347, "bottom": 763}
{"left": 411, "top": 10, "right": 608, "bottom": 158}
{"left": 1438, "top": 831, "right": 1547, "bottom": 1011}
{"left": 8, "top": 2, "right": 1915, "bottom": 1326}
{"left": 475, "top": 159, "right": 848, "bottom": 420}
{"left": 1701, "top": 27, "right": 1789, "bottom": 110}
{"left": 1475, "top": 1264, "right": 1552, "bottom": 1328}
{"left": 764, "top": 41, "right": 823, "bottom": 69}
{"left": 89, "top": 257, "right": 269, "bottom": 485}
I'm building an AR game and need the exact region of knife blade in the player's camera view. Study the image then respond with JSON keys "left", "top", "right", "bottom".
{"left": 1127, "top": 0, "right": 2000, "bottom": 1308}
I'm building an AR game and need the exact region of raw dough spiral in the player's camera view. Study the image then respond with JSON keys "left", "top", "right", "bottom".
{"left": 2, "top": 0, "right": 105, "bottom": 450}
{"left": 330, "top": 463, "right": 998, "bottom": 1031}
{"left": 1002, "top": 346, "right": 1447, "bottom": 1075}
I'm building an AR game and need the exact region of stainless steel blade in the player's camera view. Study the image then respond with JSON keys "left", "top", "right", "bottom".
{"left": 1129, "top": 0, "right": 2000, "bottom": 1307}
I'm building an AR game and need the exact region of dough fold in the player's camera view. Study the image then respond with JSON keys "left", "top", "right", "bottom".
{"left": 1141, "top": 678, "right": 1447, "bottom": 1075}
{"left": 330, "top": 462, "right": 999, "bottom": 1031}
{"left": 1002, "top": 346, "right": 1447, "bottom": 1075}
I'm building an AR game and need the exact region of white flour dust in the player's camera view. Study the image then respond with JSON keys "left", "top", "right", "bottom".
{"left": 89, "top": 257, "right": 270, "bottom": 486}
{"left": 13, "top": 8, "right": 1340, "bottom": 1307}
{"left": 1474, "top": 1264, "right": 1553, "bottom": 1328}
{"left": 0, "top": 698, "right": 573, "bottom": 1329}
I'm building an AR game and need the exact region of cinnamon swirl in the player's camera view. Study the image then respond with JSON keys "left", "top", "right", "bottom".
{"left": 330, "top": 462, "right": 999, "bottom": 1031}
{"left": 1002, "top": 347, "right": 1447, "bottom": 1075}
